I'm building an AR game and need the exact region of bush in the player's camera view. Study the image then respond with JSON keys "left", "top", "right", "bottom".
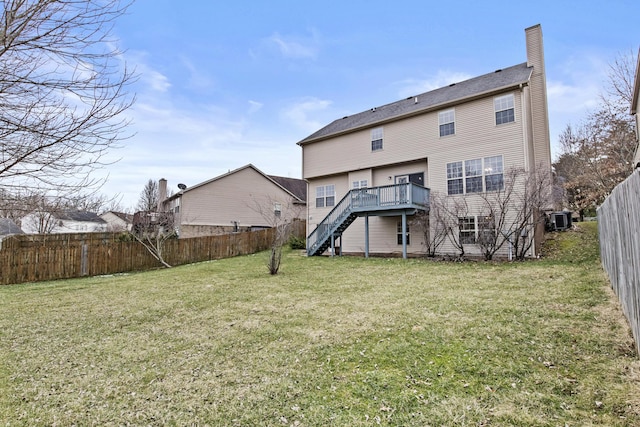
{"left": 288, "top": 236, "right": 306, "bottom": 250}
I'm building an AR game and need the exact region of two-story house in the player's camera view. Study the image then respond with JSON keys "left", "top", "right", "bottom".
{"left": 298, "top": 24, "right": 552, "bottom": 259}
{"left": 159, "top": 164, "right": 306, "bottom": 238}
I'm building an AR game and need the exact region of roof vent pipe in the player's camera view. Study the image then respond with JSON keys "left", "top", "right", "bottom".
{"left": 414, "top": 96, "right": 418, "bottom": 104}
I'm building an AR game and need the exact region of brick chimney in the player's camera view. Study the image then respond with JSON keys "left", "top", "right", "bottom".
{"left": 158, "top": 178, "right": 167, "bottom": 212}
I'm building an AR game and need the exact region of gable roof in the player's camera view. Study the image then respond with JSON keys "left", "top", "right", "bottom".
{"left": 54, "top": 211, "right": 106, "bottom": 223}
{"left": 103, "top": 211, "right": 134, "bottom": 222}
{"left": 298, "top": 62, "right": 533, "bottom": 145}
{"left": 163, "top": 164, "right": 306, "bottom": 204}
{"left": 267, "top": 175, "right": 307, "bottom": 202}
{"left": 0, "top": 218, "right": 23, "bottom": 236}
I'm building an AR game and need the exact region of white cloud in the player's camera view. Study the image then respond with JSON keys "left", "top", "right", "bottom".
{"left": 281, "top": 97, "right": 332, "bottom": 133}
{"left": 267, "top": 30, "right": 320, "bottom": 60}
{"left": 248, "top": 100, "right": 263, "bottom": 114}
{"left": 181, "top": 56, "right": 214, "bottom": 90}
{"left": 126, "top": 51, "right": 171, "bottom": 93}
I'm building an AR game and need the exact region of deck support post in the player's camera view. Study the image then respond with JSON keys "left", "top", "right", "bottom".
{"left": 402, "top": 211, "right": 407, "bottom": 259}
{"left": 364, "top": 214, "right": 369, "bottom": 258}
{"left": 330, "top": 234, "right": 335, "bottom": 257}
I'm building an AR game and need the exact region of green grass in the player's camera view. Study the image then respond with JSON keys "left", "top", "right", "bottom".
{"left": 1, "top": 222, "right": 639, "bottom": 426}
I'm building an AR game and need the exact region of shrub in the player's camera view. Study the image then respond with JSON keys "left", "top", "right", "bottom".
{"left": 288, "top": 236, "right": 306, "bottom": 250}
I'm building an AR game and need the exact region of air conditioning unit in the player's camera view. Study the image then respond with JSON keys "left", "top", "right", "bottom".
{"left": 549, "top": 211, "right": 572, "bottom": 231}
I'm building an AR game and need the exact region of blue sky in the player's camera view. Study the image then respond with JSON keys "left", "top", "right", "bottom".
{"left": 104, "top": 0, "right": 640, "bottom": 209}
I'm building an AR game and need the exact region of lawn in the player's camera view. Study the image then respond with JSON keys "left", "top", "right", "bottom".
{"left": 0, "top": 222, "right": 639, "bottom": 426}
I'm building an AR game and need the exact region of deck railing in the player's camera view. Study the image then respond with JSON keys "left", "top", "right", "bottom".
{"left": 307, "top": 183, "right": 429, "bottom": 256}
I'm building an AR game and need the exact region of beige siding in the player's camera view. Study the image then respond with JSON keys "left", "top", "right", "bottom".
{"left": 302, "top": 25, "right": 552, "bottom": 258}
{"left": 306, "top": 174, "right": 349, "bottom": 239}
{"left": 526, "top": 24, "right": 552, "bottom": 170}
{"left": 180, "top": 167, "right": 303, "bottom": 233}
{"left": 304, "top": 89, "right": 538, "bottom": 257}
{"left": 303, "top": 91, "right": 528, "bottom": 184}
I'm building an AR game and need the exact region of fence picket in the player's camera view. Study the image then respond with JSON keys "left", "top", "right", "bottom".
{"left": 598, "top": 172, "right": 640, "bottom": 355}
{"left": 0, "top": 221, "right": 305, "bottom": 285}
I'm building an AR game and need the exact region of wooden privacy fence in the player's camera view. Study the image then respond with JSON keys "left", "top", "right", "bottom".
{"left": 597, "top": 171, "right": 640, "bottom": 355}
{"left": 0, "top": 220, "right": 306, "bottom": 286}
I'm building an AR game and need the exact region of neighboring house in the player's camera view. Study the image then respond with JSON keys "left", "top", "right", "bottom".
{"left": 21, "top": 211, "right": 108, "bottom": 234}
{"left": 100, "top": 211, "right": 134, "bottom": 232}
{"left": 0, "top": 218, "right": 24, "bottom": 247}
{"left": 631, "top": 47, "right": 640, "bottom": 167}
{"left": 298, "top": 25, "right": 552, "bottom": 258}
{"left": 159, "top": 164, "right": 306, "bottom": 238}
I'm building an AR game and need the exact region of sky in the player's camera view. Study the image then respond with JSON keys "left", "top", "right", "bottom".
{"left": 101, "top": 0, "right": 640, "bottom": 210}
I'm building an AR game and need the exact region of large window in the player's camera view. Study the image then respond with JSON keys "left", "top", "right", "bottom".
{"left": 397, "top": 221, "right": 410, "bottom": 245}
{"left": 371, "top": 127, "right": 383, "bottom": 151}
{"left": 315, "top": 184, "right": 335, "bottom": 208}
{"left": 494, "top": 94, "right": 515, "bottom": 125}
{"left": 446, "top": 155, "right": 504, "bottom": 195}
{"left": 438, "top": 109, "right": 455, "bottom": 137}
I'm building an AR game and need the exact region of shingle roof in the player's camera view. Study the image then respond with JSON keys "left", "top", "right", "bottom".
{"left": 0, "top": 218, "right": 23, "bottom": 236}
{"left": 298, "top": 62, "right": 533, "bottom": 145}
{"left": 106, "top": 211, "right": 134, "bottom": 223}
{"left": 55, "top": 211, "right": 106, "bottom": 223}
{"left": 268, "top": 175, "right": 307, "bottom": 202}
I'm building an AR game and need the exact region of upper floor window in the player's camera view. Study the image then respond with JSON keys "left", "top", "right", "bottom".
{"left": 494, "top": 94, "right": 515, "bottom": 125}
{"left": 438, "top": 109, "right": 455, "bottom": 137}
{"left": 371, "top": 127, "right": 383, "bottom": 151}
{"left": 315, "top": 184, "right": 335, "bottom": 208}
{"left": 446, "top": 155, "right": 504, "bottom": 195}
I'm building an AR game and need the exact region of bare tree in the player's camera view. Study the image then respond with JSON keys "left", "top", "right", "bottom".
{"left": 249, "top": 196, "right": 304, "bottom": 275}
{"left": 441, "top": 196, "right": 471, "bottom": 259}
{"left": 553, "top": 50, "right": 638, "bottom": 214}
{"left": 136, "top": 179, "right": 159, "bottom": 212}
{"left": 410, "top": 191, "right": 448, "bottom": 257}
{"left": 131, "top": 211, "right": 176, "bottom": 268}
{"left": 476, "top": 166, "right": 553, "bottom": 260}
{"left": 0, "top": 0, "right": 135, "bottom": 198}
